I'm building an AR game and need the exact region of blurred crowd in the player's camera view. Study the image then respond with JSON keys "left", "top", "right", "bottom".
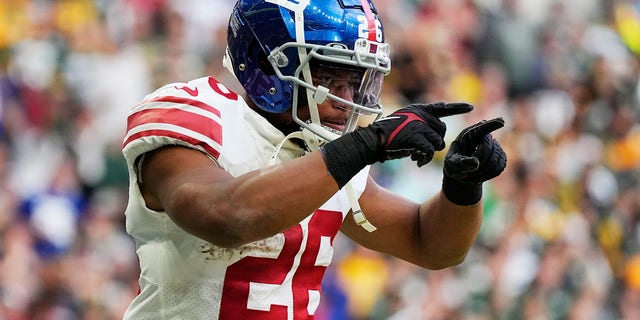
{"left": 0, "top": 0, "right": 638, "bottom": 319}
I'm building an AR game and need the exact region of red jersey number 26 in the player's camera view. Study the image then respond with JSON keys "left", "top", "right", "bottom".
{"left": 219, "top": 209, "right": 343, "bottom": 319}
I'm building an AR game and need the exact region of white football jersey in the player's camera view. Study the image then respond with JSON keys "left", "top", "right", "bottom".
{"left": 121, "top": 76, "right": 369, "bottom": 319}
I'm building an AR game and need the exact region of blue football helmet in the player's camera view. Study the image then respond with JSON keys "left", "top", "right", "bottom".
{"left": 226, "top": 0, "right": 391, "bottom": 144}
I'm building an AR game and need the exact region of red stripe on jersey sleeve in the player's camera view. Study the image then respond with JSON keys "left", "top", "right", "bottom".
{"left": 145, "top": 96, "right": 222, "bottom": 117}
{"left": 124, "top": 108, "right": 222, "bottom": 158}
{"left": 123, "top": 129, "right": 220, "bottom": 159}
{"left": 127, "top": 108, "right": 222, "bottom": 144}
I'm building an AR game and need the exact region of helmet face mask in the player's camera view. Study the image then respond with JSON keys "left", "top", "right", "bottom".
{"left": 227, "top": 0, "right": 390, "bottom": 144}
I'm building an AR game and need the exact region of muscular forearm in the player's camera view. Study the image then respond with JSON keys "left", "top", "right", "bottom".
{"left": 163, "top": 151, "right": 340, "bottom": 248}
{"left": 418, "top": 192, "right": 482, "bottom": 269}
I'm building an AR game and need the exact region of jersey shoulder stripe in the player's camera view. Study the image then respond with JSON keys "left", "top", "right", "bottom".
{"left": 125, "top": 106, "right": 222, "bottom": 147}
{"left": 124, "top": 127, "right": 220, "bottom": 159}
{"left": 135, "top": 95, "right": 222, "bottom": 117}
{"left": 122, "top": 88, "right": 227, "bottom": 163}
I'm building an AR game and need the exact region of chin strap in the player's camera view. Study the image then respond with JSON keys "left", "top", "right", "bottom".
{"left": 301, "top": 126, "right": 328, "bottom": 152}
{"left": 269, "top": 131, "right": 306, "bottom": 166}
{"left": 270, "top": 130, "right": 377, "bottom": 232}
{"left": 345, "top": 182, "right": 377, "bottom": 232}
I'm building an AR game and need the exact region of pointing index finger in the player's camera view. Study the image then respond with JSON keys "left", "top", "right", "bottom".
{"left": 463, "top": 117, "right": 505, "bottom": 146}
{"left": 427, "top": 102, "right": 474, "bottom": 118}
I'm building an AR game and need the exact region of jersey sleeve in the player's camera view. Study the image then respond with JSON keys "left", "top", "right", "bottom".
{"left": 121, "top": 77, "right": 226, "bottom": 166}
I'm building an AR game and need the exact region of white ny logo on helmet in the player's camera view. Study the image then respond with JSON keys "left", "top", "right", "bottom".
{"left": 266, "top": 0, "right": 310, "bottom": 12}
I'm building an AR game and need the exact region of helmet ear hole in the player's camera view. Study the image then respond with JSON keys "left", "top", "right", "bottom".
{"left": 257, "top": 49, "right": 276, "bottom": 76}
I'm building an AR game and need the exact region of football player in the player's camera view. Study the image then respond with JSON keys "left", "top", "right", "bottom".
{"left": 121, "top": 0, "right": 506, "bottom": 318}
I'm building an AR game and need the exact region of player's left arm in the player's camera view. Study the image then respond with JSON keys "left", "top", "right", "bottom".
{"left": 341, "top": 119, "right": 507, "bottom": 270}
{"left": 340, "top": 177, "right": 482, "bottom": 270}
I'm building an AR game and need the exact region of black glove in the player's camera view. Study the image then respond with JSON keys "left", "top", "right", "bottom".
{"left": 369, "top": 102, "right": 474, "bottom": 166}
{"left": 320, "top": 102, "right": 474, "bottom": 188}
{"left": 442, "top": 118, "right": 507, "bottom": 205}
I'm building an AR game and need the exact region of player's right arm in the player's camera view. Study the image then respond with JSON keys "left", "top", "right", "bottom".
{"left": 138, "top": 145, "right": 341, "bottom": 248}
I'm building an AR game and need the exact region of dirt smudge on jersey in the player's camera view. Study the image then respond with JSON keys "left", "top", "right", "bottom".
{"left": 200, "top": 233, "right": 285, "bottom": 260}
